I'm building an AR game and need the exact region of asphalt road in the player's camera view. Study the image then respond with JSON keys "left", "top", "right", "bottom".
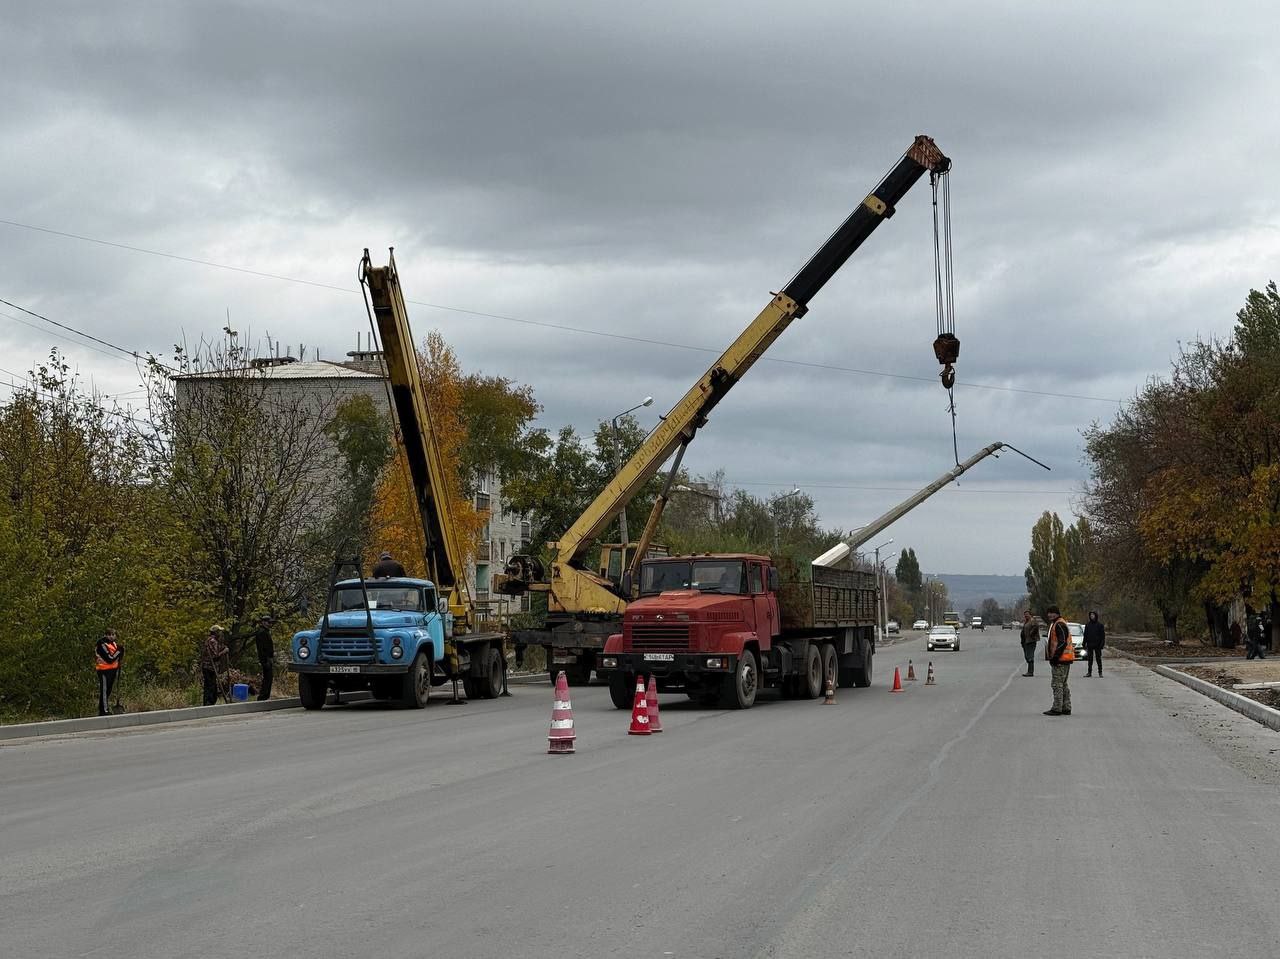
{"left": 4, "top": 631, "right": 1280, "bottom": 959}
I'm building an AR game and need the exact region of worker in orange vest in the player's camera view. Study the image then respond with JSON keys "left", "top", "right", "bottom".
{"left": 95, "top": 629, "right": 123, "bottom": 716}
{"left": 1043, "top": 605, "right": 1074, "bottom": 716}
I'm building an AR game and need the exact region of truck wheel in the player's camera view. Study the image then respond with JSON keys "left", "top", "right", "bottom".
{"left": 480, "top": 647, "right": 504, "bottom": 699}
{"left": 800, "top": 645, "right": 823, "bottom": 699}
{"left": 609, "top": 674, "right": 635, "bottom": 710}
{"left": 851, "top": 645, "right": 874, "bottom": 688}
{"left": 720, "top": 650, "right": 758, "bottom": 709}
{"left": 462, "top": 676, "right": 480, "bottom": 700}
{"left": 299, "top": 674, "right": 327, "bottom": 710}
{"left": 821, "top": 645, "right": 838, "bottom": 693}
{"left": 401, "top": 652, "right": 431, "bottom": 709}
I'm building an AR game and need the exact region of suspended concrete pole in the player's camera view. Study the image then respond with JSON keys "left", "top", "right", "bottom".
{"left": 812, "top": 442, "right": 1050, "bottom": 569}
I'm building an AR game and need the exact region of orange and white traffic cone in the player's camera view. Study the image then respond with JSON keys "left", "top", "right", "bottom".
{"left": 890, "top": 666, "right": 904, "bottom": 693}
{"left": 822, "top": 675, "right": 836, "bottom": 705}
{"left": 646, "top": 676, "right": 663, "bottom": 733}
{"left": 547, "top": 670, "right": 576, "bottom": 754}
{"left": 906, "top": 659, "right": 917, "bottom": 681}
{"left": 628, "top": 678, "right": 652, "bottom": 735}
{"left": 925, "top": 662, "right": 936, "bottom": 686}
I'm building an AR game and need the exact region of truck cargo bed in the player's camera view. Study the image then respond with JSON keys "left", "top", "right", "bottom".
{"left": 776, "top": 557, "right": 878, "bottom": 632}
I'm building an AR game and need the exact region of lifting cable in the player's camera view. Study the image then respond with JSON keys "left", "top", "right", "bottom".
{"left": 930, "top": 168, "right": 961, "bottom": 466}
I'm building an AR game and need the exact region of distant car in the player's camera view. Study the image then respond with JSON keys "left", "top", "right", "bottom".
{"left": 927, "top": 625, "right": 959, "bottom": 652}
{"left": 1002, "top": 621, "right": 1016, "bottom": 630}
{"left": 886, "top": 620, "right": 900, "bottom": 634}
{"left": 1069, "top": 622, "right": 1085, "bottom": 657}
{"left": 1039, "top": 622, "right": 1086, "bottom": 657}
{"left": 970, "top": 617, "right": 984, "bottom": 631}
{"left": 912, "top": 619, "right": 929, "bottom": 630}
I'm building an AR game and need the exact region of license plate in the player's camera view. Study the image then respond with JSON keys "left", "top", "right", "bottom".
{"left": 643, "top": 653, "right": 675, "bottom": 662}
{"left": 328, "top": 665, "right": 360, "bottom": 674}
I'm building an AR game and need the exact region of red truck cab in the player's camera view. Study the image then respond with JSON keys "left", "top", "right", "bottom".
{"left": 599, "top": 554, "right": 780, "bottom": 709}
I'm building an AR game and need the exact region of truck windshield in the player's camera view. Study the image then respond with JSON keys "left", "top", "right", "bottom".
{"left": 640, "top": 560, "right": 746, "bottom": 596}
{"left": 328, "top": 585, "right": 426, "bottom": 613}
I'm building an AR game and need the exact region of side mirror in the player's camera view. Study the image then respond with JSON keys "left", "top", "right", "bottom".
{"left": 620, "top": 571, "right": 634, "bottom": 597}
{"left": 438, "top": 597, "right": 449, "bottom": 615}
{"left": 767, "top": 567, "right": 780, "bottom": 591}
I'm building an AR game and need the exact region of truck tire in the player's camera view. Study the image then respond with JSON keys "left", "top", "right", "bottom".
{"left": 720, "top": 650, "right": 758, "bottom": 709}
{"left": 479, "top": 647, "right": 504, "bottom": 699}
{"left": 401, "top": 652, "right": 431, "bottom": 709}
{"left": 821, "top": 644, "right": 838, "bottom": 694}
{"left": 851, "top": 645, "right": 874, "bottom": 688}
{"left": 462, "top": 676, "right": 480, "bottom": 700}
{"left": 800, "top": 645, "right": 823, "bottom": 699}
{"left": 299, "top": 674, "right": 327, "bottom": 710}
{"left": 609, "top": 674, "right": 635, "bottom": 710}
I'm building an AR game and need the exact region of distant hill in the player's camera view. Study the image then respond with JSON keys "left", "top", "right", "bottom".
{"left": 927, "top": 573, "right": 1025, "bottom": 611}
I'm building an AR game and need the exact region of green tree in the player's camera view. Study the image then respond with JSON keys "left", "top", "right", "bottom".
{"left": 895, "top": 548, "right": 923, "bottom": 593}
{"left": 1025, "top": 511, "right": 1067, "bottom": 614}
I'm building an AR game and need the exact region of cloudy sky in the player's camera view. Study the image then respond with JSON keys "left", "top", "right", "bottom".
{"left": 3, "top": 1, "right": 1278, "bottom": 576}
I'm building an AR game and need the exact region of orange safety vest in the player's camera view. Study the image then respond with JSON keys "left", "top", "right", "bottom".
{"left": 95, "top": 641, "right": 121, "bottom": 671}
{"left": 1044, "top": 620, "right": 1074, "bottom": 663}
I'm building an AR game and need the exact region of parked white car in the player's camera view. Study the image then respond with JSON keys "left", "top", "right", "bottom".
{"left": 927, "top": 625, "right": 959, "bottom": 652}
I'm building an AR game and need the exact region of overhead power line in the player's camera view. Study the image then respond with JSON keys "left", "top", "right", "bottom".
{"left": 0, "top": 217, "right": 1123, "bottom": 405}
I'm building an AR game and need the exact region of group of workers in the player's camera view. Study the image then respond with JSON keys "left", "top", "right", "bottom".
{"left": 1017, "top": 607, "right": 1106, "bottom": 717}
{"left": 92, "top": 551, "right": 409, "bottom": 715}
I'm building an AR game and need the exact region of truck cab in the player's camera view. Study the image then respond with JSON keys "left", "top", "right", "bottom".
{"left": 289, "top": 577, "right": 452, "bottom": 710}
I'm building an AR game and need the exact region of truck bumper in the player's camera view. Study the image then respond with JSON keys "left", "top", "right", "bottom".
{"left": 288, "top": 663, "right": 409, "bottom": 676}
{"left": 596, "top": 651, "right": 735, "bottom": 680}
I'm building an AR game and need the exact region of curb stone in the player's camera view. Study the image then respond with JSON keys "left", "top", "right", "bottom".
{"left": 1153, "top": 664, "right": 1280, "bottom": 733}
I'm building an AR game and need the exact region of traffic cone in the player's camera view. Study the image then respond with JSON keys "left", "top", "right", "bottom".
{"left": 547, "top": 670, "right": 576, "bottom": 754}
{"left": 925, "top": 662, "right": 936, "bottom": 685}
{"left": 890, "top": 666, "right": 904, "bottom": 693}
{"left": 628, "top": 678, "right": 652, "bottom": 735}
{"left": 822, "top": 674, "right": 836, "bottom": 705}
{"left": 646, "top": 676, "right": 664, "bottom": 733}
{"left": 906, "top": 659, "right": 917, "bottom": 681}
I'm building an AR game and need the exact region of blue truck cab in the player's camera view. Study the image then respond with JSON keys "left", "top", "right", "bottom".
{"left": 289, "top": 577, "right": 448, "bottom": 710}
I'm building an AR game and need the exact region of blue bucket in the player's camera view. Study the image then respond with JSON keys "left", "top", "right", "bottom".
{"left": 231, "top": 683, "right": 250, "bottom": 702}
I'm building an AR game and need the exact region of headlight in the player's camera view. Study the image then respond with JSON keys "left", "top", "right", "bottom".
{"left": 706, "top": 657, "right": 724, "bottom": 669}
{"left": 297, "top": 645, "right": 310, "bottom": 659}
{"left": 391, "top": 645, "right": 403, "bottom": 660}
{"left": 601, "top": 656, "right": 618, "bottom": 668}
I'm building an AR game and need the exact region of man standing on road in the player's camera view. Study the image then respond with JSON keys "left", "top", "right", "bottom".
{"left": 1019, "top": 611, "right": 1039, "bottom": 677}
{"left": 200, "top": 626, "right": 229, "bottom": 706}
{"left": 372, "top": 551, "right": 406, "bottom": 578}
{"left": 1083, "top": 610, "right": 1106, "bottom": 677}
{"left": 94, "top": 629, "right": 123, "bottom": 716}
{"left": 253, "top": 616, "right": 275, "bottom": 700}
{"left": 1044, "top": 605, "right": 1074, "bottom": 716}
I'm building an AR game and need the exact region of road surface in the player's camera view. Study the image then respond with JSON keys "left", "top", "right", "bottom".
{"left": 4, "top": 631, "right": 1280, "bottom": 958}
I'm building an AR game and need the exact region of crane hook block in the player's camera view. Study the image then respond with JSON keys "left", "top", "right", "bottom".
{"left": 933, "top": 333, "right": 959, "bottom": 389}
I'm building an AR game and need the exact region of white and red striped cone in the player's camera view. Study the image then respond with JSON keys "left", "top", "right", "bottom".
{"left": 646, "top": 676, "right": 663, "bottom": 733}
{"left": 906, "top": 660, "right": 917, "bottom": 681}
{"left": 628, "top": 678, "right": 651, "bottom": 735}
{"left": 925, "top": 662, "right": 936, "bottom": 686}
{"left": 547, "top": 670, "right": 576, "bottom": 754}
{"left": 822, "top": 675, "right": 836, "bottom": 705}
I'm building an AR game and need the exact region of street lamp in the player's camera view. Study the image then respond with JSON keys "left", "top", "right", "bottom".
{"left": 611, "top": 396, "right": 654, "bottom": 546}
{"left": 772, "top": 487, "right": 802, "bottom": 552}
{"left": 872, "top": 538, "right": 894, "bottom": 643}
{"left": 879, "top": 551, "right": 898, "bottom": 637}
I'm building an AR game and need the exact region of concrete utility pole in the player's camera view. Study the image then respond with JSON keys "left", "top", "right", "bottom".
{"left": 812, "top": 442, "right": 1050, "bottom": 569}
{"left": 872, "top": 538, "right": 893, "bottom": 644}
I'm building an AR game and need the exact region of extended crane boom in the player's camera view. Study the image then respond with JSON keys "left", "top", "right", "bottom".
{"left": 360, "top": 249, "right": 473, "bottom": 622}
{"left": 503, "top": 135, "right": 951, "bottom": 683}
